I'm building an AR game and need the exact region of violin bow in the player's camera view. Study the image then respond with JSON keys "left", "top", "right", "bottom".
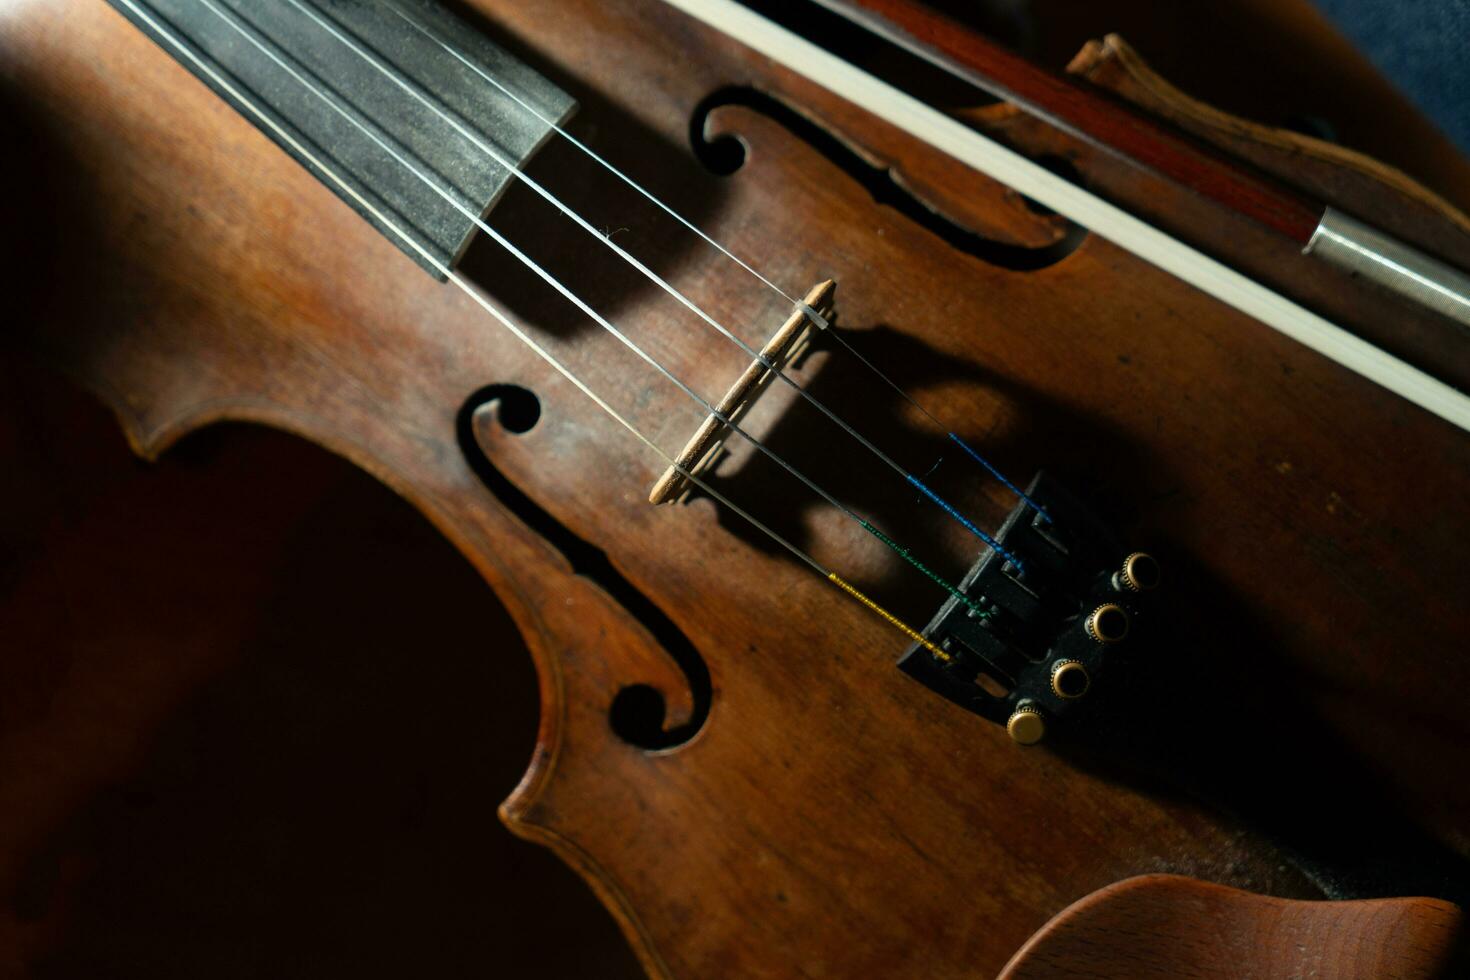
{"left": 662, "top": 0, "right": 1470, "bottom": 432}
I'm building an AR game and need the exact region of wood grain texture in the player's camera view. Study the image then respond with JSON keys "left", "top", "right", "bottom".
{"left": 1, "top": 0, "right": 1468, "bottom": 976}
{"left": 999, "top": 874, "right": 1462, "bottom": 979}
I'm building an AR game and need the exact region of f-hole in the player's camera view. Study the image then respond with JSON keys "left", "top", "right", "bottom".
{"left": 456, "top": 384, "right": 712, "bottom": 750}
{"left": 689, "top": 86, "right": 1087, "bottom": 271}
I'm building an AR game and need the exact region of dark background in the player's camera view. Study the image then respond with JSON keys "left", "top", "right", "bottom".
{"left": 2, "top": 0, "right": 1466, "bottom": 976}
{"left": 0, "top": 362, "right": 644, "bottom": 978}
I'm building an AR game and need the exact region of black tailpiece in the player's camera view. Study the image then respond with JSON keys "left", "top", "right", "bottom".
{"left": 898, "top": 472, "right": 1158, "bottom": 743}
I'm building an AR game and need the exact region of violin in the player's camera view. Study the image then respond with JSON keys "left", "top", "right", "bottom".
{"left": 3, "top": 0, "right": 1468, "bottom": 975}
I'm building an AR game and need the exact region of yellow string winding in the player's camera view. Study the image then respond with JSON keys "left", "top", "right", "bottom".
{"left": 828, "top": 573, "right": 951, "bottom": 662}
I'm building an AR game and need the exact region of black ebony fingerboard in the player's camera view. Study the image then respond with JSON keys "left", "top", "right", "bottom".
{"left": 108, "top": 0, "right": 575, "bottom": 278}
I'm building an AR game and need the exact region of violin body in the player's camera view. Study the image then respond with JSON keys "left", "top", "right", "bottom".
{"left": 3, "top": 1, "right": 1469, "bottom": 975}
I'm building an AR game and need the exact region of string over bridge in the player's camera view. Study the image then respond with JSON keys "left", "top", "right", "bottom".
{"left": 649, "top": 281, "right": 836, "bottom": 505}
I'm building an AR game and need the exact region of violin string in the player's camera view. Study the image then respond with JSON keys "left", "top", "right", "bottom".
{"left": 383, "top": 2, "right": 809, "bottom": 319}
{"left": 280, "top": 0, "right": 1026, "bottom": 569}
{"left": 384, "top": 0, "right": 1049, "bottom": 522}
{"left": 201, "top": 0, "right": 993, "bottom": 620}
{"left": 118, "top": 0, "right": 955, "bottom": 662}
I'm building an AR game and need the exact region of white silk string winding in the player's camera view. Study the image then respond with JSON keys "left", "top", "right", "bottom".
{"left": 661, "top": 0, "right": 1470, "bottom": 434}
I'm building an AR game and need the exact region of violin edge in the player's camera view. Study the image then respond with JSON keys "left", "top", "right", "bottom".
{"left": 997, "top": 873, "right": 1463, "bottom": 980}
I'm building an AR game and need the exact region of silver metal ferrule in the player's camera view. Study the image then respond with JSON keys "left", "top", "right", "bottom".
{"left": 1304, "top": 207, "right": 1470, "bottom": 331}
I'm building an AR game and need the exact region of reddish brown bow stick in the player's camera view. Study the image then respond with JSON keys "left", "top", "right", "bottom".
{"left": 816, "top": 0, "right": 1470, "bottom": 330}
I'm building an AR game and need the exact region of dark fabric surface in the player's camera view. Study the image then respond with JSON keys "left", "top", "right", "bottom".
{"left": 1312, "top": 0, "right": 1469, "bottom": 151}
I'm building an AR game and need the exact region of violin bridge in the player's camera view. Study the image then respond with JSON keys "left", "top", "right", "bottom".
{"left": 649, "top": 280, "right": 836, "bottom": 505}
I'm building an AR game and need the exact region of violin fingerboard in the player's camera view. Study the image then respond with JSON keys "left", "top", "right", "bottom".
{"left": 107, "top": 0, "right": 575, "bottom": 279}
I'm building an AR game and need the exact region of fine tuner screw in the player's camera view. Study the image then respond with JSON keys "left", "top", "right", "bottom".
{"left": 1050, "top": 659, "right": 1090, "bottom": 699}
{"left": 1086, "top": 603, "right": 1130, "bottom": 643}
{"left": 1006, "top": 705, "right": 1046, "bottom": 745}
{"left": 1113, "top": 552, "right": 1161, "bottom": 593}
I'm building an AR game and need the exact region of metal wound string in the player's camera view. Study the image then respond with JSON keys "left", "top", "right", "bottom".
{"left": 385, "top": 0, "right": 1047, "bottom": 521}
{"left": 206, "top": 0, "right": 994, "bottom": 617}
{"left": 384, "top": 0, "right": 814, "bottom": 319}
{"left": 280, "top": 0, "right": 1025, "bottom": 569}
{"left": 127, "top": 0, "right": 961, "bottom": 654}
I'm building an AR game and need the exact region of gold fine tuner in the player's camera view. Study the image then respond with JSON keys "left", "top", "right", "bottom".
{"left": 1086, "top": 603, "right": 1130, "bottom": 643}
{"left": 1050, "top": 659, "right": 1090, "bottom": 699}
{"left": 1113, "top": 551, "right": 1161, "bottom": 592}
{"left": 1006, "top": 705, "right": 1046, "bottom": 745}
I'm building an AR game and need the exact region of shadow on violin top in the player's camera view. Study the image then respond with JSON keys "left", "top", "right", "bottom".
{"left": 681, "top": 318, "right": 1146, "bottom": 621}
{"left": 459, "top": 75, "right": 1087, "bottom": 346}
